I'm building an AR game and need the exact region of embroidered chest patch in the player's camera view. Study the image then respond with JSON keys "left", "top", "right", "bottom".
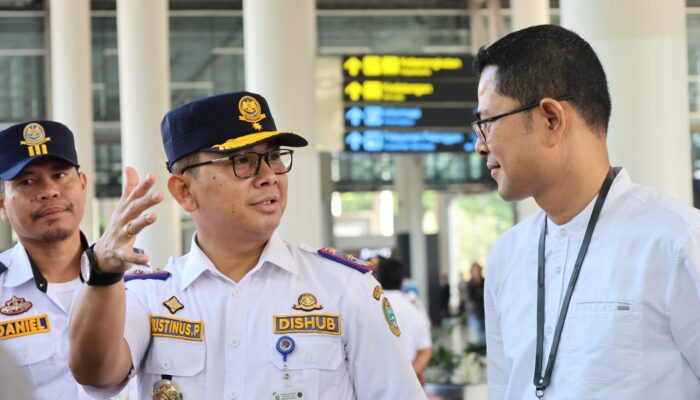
{"left": 292, "top": 293, "right": 323, "bottom": 312}
{"left": 163, "top": 296, "right": 185, "bottom": 314}
{"left": 273, "top": 314, "right": 341, "bottom": 335}
{"left": 150, "top": 315, "right": 204, "bottom": 341}
{"left": 0, "top": 314, "right": 50, "bottom": 340}
{"left": 0, "top": 296, "right": 33, "bottom": 316}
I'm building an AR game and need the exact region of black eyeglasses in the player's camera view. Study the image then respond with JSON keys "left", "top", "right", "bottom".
{"left": 471, "top": 95, "right": 573, "bottom": 143}
{"left": 180, "top": 149, "right": 294, "bottom": 179}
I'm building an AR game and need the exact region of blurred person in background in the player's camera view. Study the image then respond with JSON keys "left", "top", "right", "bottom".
{"left": 465, "top": 262, "right": 485, "bottom": 346}
{"left": 375, "top": 257, "right": 433, "bottom": 386}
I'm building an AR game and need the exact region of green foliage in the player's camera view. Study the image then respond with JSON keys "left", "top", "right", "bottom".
{"left": 454, "top": 192, "right": 514, "bottom": 273}
{"left": 340, "top": 192, "right": 375, "bottom": 212}
{"left": 426, "top": 317, "right": 487, "bottom": 385}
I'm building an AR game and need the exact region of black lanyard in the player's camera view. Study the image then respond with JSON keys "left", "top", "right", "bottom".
{"left": 533, "top": 167, "right": 615, "bottom": 399}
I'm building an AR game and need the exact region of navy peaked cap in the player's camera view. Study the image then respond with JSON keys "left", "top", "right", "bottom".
{"left": 0, "top": 120, "right": 79, "bottom": 180}
{"left": 160, "top": 91, "right": 308, "bottom": 171}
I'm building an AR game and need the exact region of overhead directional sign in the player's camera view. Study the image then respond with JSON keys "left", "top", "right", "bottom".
{"left": 342, "top": 55, "right": 472, "bottom": 79}
{"left": 343, "top": 80, "right": 477, "bottom": 103}
{"left": 344, "top": 105, "right": 471, "bottom": 128}
{"left": 344, "top": 130, "right": 478, "bottom": 153}
{"left": 342, "top": 53, "right": 478, "bottom": 153}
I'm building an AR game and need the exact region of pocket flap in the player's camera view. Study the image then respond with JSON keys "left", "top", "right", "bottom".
{"left": 3, "top": 334, "right": 54, "bottom": 366}
{"left": 145, "top": 339, "right": 205, "bottom": 377}
{"left": 270, "top": 335, "right": 343, "bottom": 370}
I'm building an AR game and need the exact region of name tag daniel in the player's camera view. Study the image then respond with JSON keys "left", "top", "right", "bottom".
{"left": 0, "top": 314, "right": 50, "bottom": 339}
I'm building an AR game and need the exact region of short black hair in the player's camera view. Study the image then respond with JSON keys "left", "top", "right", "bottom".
{"left": 474, "top": 24, "right": 611, "bottom": 133}
{"left": 375, "top": 258, "right": 404, "bottom": 290}
{"left": 170, "top": 152, "right": 201, "bottom": 176}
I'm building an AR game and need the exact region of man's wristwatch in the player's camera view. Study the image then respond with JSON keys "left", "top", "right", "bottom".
{"left": 81, "top": 244, "right": 124, "bottom": 286}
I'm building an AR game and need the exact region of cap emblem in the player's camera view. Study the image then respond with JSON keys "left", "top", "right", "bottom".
{"left": 20, "top": 123, "right": 51, "bottom": 156}
{"left": 238, "top": 95, "right": 267, "bottom": 131}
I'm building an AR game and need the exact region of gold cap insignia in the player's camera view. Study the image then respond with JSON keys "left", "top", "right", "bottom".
{"left": 20, "top": 123, "right": 51, "bottom": 156}
{"left": 238, "top": 95, "right": 267, "bottom": 131}
{"left": 0, "top": 296, "right": 33, "bottom": 316}
{"left": 382, "top": 297, "right": 401, "bottom": 337}
{"left": 153, "top": 378, "right": 183, "bottom": 400}
{"left": 163, "top": 296, "right": 184, "bottom": 314}
{"left": 292, "top": 293, "right": 323, "bottom": 312}
{"left": 373, "top": 285, "right": 383, "bottom": 301}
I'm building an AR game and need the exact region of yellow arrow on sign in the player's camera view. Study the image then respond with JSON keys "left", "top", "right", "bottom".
{"left": 343, "top": 56, "right": 363, "bottom": 77}
{"left": 344, "top": 81, "right": 363, "bottom": 101}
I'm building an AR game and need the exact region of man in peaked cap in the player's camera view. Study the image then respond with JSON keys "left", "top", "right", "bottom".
{"left": 70, "top": 92, "right": 427, "bottom": 399}
{"left": 0, "top": 121, "right": 131, "bottom": 399}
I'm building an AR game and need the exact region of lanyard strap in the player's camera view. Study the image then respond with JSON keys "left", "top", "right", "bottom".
{"left": 533, "top": 167, "right": 615, "bottom": 398}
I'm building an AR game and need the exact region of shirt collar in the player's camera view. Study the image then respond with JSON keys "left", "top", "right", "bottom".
{"left": 3, "top": 242, "right": 35, "bottom": 288}
{"left": 547, "top": 167, "right": 631, "bottom": 232}
{"left": 179, "top": 232, "right": 299, "bottom": 291}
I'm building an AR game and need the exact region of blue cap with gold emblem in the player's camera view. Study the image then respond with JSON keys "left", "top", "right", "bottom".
{"left": 0, "top": 120, "right": 80, "bottom": 180}
{"left": 160, "top": 91, "right": 308, "bottom": 171}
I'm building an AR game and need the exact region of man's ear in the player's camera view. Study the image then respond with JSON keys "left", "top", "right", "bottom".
{"left": 0, "top": 193, "right": 8, "bottom": 223}
{"left": 538, "top": 98, "right": 568, "bottom": 146}
{"left": 79, "top": 171, "right": 88, "bottom": 191}
{"left": 167, "top": 174, "right": 198, "bottom": 212}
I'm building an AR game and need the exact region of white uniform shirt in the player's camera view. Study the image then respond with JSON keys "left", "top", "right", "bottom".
{"left": 383, "top": 290, "right": 432, "bottom": 362}
{"left": 0, "top": 242, "right": 118, "bottom": 399}
{"left": 88, "top": 233, "right": 426, "bottom": 400}
{"left": 485, "top": 168, "right": 700, "bottom": 400}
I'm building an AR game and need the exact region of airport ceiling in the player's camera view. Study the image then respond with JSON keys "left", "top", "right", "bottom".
{"left": 0, "top": 0, "right": 521, "bottom": 11}
{"left": 2, "top": 0, "right": 699, "bottom": 13}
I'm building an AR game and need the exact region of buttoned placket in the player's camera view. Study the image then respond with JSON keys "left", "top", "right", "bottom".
{"left": 542, "top": 226, "right": 570, "bottom": 361}
{"left": 224, "top": 278, "right": 248, "bottom": 400}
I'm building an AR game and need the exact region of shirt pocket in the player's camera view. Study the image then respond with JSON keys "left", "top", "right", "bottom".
{"left": 144, "top": 338, "right": 206, "bottom": 392}
{"left": 268, "top": 335, "right": 345, "bottom": 400}
{"left": 2, "top": 332, "right": 56, "bottom": 386}
{"left": 558, "top": 300, "right": 642, "bottom": 386}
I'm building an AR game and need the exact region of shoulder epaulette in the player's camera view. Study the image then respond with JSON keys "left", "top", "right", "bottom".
{"left": 124, "top": 270, "right": 171, "bottom": 282}
{"left": 0, "top": 261, "right": 6, "bottom": 276}
{"left": 317, "top": 247, "right": 376, "bottom": 274}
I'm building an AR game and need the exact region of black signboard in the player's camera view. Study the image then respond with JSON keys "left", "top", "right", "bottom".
{"left": 342, "top": 54, "right": 478, "bottom": 153}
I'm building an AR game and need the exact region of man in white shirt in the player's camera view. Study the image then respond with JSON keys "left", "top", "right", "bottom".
{"left": 69, "top": 91, "right": 426, "bottom": 399}
{"left": 472, "top": 25, "right": 700, "bottom": 399}
{"left": 0, "top": 121, "right": 130, "bottom": 399}
{"left": 375, "top": 258, "right": 433, "bottom": 385}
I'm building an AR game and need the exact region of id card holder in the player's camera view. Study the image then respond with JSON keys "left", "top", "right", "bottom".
{"left": 272, "top": 336, "right": 307, "bottom": 399}
{"left": 271, "top": 388, "right": 306, "bottom": 400}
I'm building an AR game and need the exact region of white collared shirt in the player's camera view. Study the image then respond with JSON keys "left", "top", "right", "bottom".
{"left": 383, "top": 290, "right": 432, "bottom": 362}
{"left": 89, "top": 234, "right": 425, "bottom": 400}
{"left": 0, "top": 242, "right": 130, "bottom": 400}
{"left": 485, "top": 168, "right": 700, "bottom": 400}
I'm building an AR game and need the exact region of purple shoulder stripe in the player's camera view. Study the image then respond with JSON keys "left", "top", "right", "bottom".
{"left": 124, "top": 271, "right": 171, "bottom": 282}
{"left": 317, "top": 247, "right": 376, "bottom": 274}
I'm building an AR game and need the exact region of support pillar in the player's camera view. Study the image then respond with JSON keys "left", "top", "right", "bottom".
{"left": 117, "top": 0, "right": 180, "bottom": 267}
{"left": 243, "top": 0, "right": 325, "bottom": 247}
{"left": 49, "top": 0, "right": 97, "bottom": 238}
{"left": 561, "top": 0, "right": 692, "bottom": 203}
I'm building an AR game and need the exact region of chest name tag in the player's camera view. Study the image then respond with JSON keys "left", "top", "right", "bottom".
{"left": 0, "top": 314, "right": 50, "bottom": 340}
{"left": 150, "top": 315, "right": 204, "bottom": 341}
{"left": 273, "top": 314, "right": 341, "bottom": 335}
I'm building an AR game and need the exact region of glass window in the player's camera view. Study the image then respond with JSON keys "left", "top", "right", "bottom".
{"left": 92, "top": 16, "right": 120, "bottom": 121}
{"left": 94, "top": 142, "right": 122, "bottom": 198}
{"left": 170, "top": 16, "right": 245, "bottom": 107}
{"left": 0, "top": 16, "right": 45, "bottom": 122}
{"left": 319, "top": 14, "right": 469, "bottom": 54}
